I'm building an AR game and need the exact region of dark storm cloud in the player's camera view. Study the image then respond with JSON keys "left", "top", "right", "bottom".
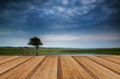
{"left": 0, "top": 0, "right": 119, "bottom": 29}
{"left": 0, "top": 0, "right": 120, "bottom": 47}
{"left": 104, "top": 0, "right": 120, "bottom": 29}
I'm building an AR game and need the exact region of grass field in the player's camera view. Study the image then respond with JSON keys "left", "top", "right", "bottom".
{"left": 0, "top": 47, "right": 120, "bottom": 55}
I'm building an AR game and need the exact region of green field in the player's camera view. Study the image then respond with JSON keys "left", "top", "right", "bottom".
{"left": 0, "top": 47, "right": 120, "bottom": 55}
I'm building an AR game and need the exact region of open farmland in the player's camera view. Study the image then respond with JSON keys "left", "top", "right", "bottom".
{"left": 0, "top": 47, "right": 120, "bottom": 55}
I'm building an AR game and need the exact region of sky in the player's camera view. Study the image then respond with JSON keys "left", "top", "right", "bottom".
{"left": 0, "top": 0, "right": 120, "bottom": 48}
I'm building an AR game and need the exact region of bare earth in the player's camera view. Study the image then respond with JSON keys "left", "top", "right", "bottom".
{"left": 0, "top": 56, "right": 120, "bottom": 79}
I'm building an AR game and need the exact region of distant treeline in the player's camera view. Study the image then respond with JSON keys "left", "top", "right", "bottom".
{"left": 0, "top": 47, "right": 120, "bottom": 55}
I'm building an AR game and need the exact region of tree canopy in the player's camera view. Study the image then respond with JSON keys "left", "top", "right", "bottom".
{"left": 28, "top": 37, "right": 43, "bottom": 55}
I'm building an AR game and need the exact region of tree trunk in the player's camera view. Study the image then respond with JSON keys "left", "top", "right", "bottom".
{"left": 36, "top": 45, "right": 39, "bottom": 55}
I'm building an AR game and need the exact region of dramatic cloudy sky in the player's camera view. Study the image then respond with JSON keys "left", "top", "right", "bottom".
{"left": 0, "top": 0, "right": 120, "bottom": 48}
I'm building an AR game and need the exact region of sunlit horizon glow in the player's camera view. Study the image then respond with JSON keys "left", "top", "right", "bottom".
{"left": 0, "top": 0, "right": 120, "bottom": 48}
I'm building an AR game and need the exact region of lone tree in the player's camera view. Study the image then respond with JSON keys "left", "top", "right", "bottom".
{"left": 28, "top": 37, "right": 43, "bottom": 55}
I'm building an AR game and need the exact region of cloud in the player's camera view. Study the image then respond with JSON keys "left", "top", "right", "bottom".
{"left": 0, "top": 31, "right": 12, "bottom": 36}
{"left": 81, "top": 0, "right": 96, "bottom": 5}
{"left": 41, "top": 34, "right": 120, "bottom": 42}
{"left": 51, "top": 24, "right": 78, "bottom": 29}
{"left": 41, "top": 34, "right": 79, "bottom": 41}
{"left": 0, "top": 37, "right": 28, "bottom": 46}
{"left": 0, "top": 28, "right": 28, "bottom": 36}
{"left": 0, "top": 1, "right": 119, "bottom": 44}
{"left": 62, "top": 0, "right": 68, "bottom": 5}
{"left": 0, "top": 28, "right": 13, "bottom": 36}
{"left": 56, "top": 6, "right": 64, "bottom": 12}
{"left": 0, "top": 0, "right": 114, "bottom": 29}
